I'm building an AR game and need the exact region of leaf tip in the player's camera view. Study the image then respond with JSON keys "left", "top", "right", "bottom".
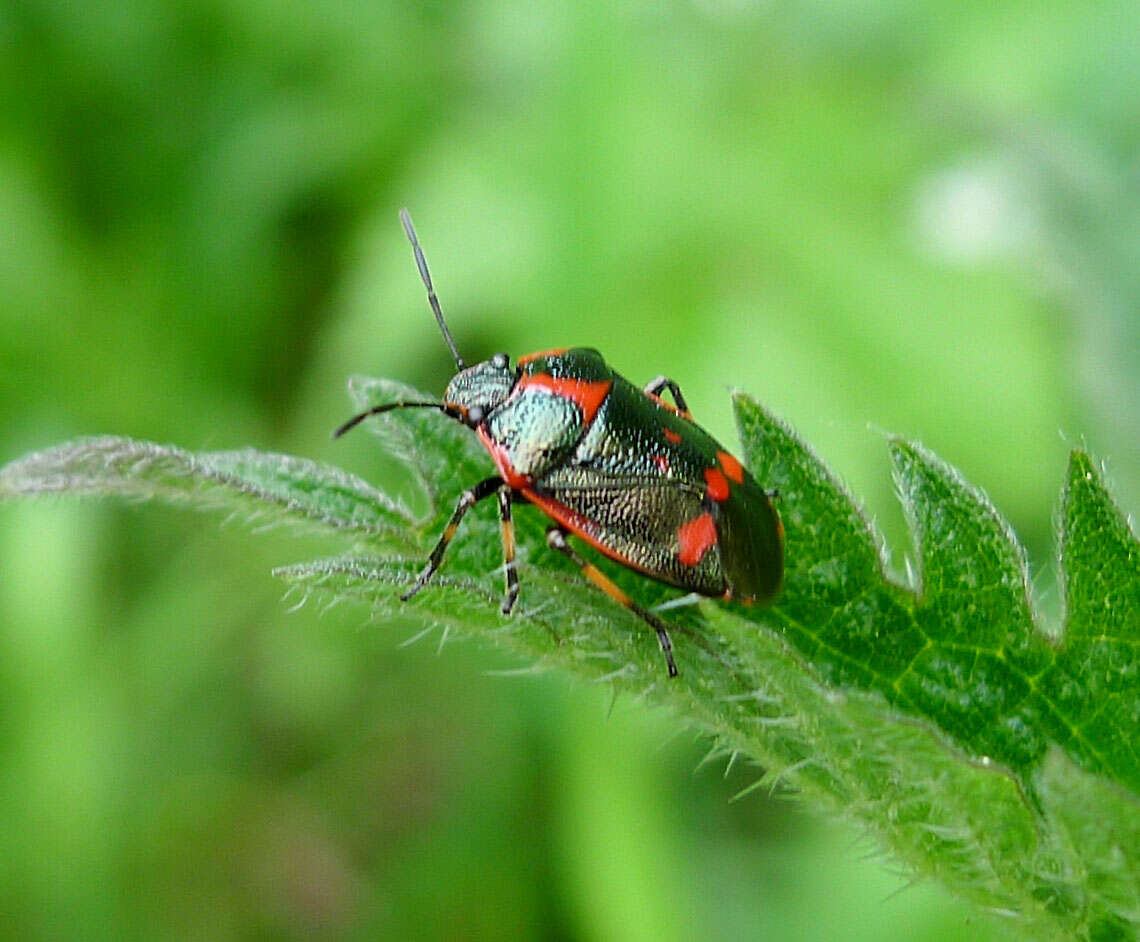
{"left": 1065, "top": 448, "right": 1095, "bottom": 484}
{"left": 886, "top": 437, "right": 936, "bottom": 508}
{"left": 1063, "top": 449, "right": 1101, "bottom": 503}
{"left": 1061, "top": 449, "right": 1131, "bottom": 543}
{"left": 729, "top": 391, "right": 758, "bottom": 426}
{"left": 886, "top": 436, "right": 918, "bottom": 469}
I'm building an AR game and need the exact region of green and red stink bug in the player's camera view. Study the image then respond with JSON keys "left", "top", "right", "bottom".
{"left": 335, "top": 210, "right": 783, "bottom": 677}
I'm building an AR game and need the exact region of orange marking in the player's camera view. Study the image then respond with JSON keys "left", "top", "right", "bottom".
{"left": 704, "top": 466, "right": 731, "bottom": 502}
{"left": 442, "top": 400, "right": 470, "bottom": 420}
{"left": 676, "top": 512, "right": 717, "bottom": 566}
{"left": 663, "top": 428, "right": 682, "bottom": 445}
{"left": 583, "top": 563, "right": 632, "bottom": 605}
{"left": 717, "top": 450, "right": 745, "bottom": 484}
{"left": 517, "top": 347, "right": 569, "bottom": 366}
{"left": 652, "top": 454, "right": 669, "bottom": 473}
{"left": 477, "top": 427, "right": 531, "bottom": 490}
{"left": 518, "top": 373, "right": 611, "bottom": 424}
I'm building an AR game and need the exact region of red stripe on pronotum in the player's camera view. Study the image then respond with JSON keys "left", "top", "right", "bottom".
{"left": 518, "top": 373, "right": 612, "bottom": 424}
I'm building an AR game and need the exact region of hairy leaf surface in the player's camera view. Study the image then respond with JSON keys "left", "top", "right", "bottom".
{"left": 3, "top": 385, "right": 1138, "bottom": 938}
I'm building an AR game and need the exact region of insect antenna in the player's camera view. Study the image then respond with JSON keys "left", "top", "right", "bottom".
{"left": 400, "top": 208, "right": 466, "bottom": 371}
{"left": 333, "top": 400, "right": 457, "bottom": 439}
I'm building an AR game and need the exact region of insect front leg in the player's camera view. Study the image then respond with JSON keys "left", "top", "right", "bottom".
{"left": 544, "top": 526, "right": 678, "bottom": 678}
{"left": 643, "top": 375, "right": 692, "bottom": 419}
{"left": 402, "top": 476, "right": 503, "bottom": 602}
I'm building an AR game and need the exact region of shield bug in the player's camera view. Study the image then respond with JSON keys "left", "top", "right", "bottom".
{"left": 335, "top": 210, "right": 783, "bottom": 676}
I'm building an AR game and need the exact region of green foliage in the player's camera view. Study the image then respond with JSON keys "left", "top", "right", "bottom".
{"left": 0, "top": 435, "right": 415, "bottom": 542}
{"left": 3, "top": 382, "right": 1138, "bottom": 939}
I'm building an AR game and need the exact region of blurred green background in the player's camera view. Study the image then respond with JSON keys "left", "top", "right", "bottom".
{"left": 2, "top": 1, "right": 1138, "bottom": 938}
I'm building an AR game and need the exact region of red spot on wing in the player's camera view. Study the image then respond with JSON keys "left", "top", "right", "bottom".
{"left": 518, "top": 373, "right": 611, "bottom": 423}
{"left": 652, "top": 454, "right": 670, "bottom": 473}
{"left": 517, "top": 347, "right": 569, "bottom": 365}
{"left": 717, "top": 450, "right": 745, "bottom": 484}
{"left": 477, "top": 427, "right": 531, "bottom": 490}
{"left": 703, "top": 466, "right": 731, "bottom": 502}
{"left": 676, "top": 512, "right": 717, "bottom": 567}
{"left": 663, "top": 428, "right": 682, "bottom": 445}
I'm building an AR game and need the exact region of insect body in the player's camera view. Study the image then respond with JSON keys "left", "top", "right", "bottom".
{"left": 336, "top": 210, "right": 783, "bottom": 677}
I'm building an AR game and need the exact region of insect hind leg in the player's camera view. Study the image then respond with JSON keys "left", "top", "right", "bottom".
{"left": 643, "top": 375, "right": 692, "bottom": 419}
{"left": 545, "top": 526, "right": 678, "bottom": 678}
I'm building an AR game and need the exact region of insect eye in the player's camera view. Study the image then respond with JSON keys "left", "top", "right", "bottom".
{"left": 491, "top": 352, "right": 509, "bottom": 369}
{"left": 467, "top": 405, "right": 485, "bottom": 425}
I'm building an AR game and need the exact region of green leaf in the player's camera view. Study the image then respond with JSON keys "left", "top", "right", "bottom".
{"left": 731, "top": 397, "right": 1140, "bottom": 938}
{"left": 0, "top": 435, "right": 415, "bottom": 544}
{"left": 3, "top": 384, "right": 1139, "bottom": 938}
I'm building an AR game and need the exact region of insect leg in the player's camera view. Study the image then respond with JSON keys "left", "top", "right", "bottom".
{"left": 545, "top": 526, "right": 678, "bottom": 678}
{"left": 402, "top": 476, "right": 503, "bottom": 602}
{"left": 643, "top": 376, "right": 692, "bottom": 418}
{"left": 498, "top": 488, "right": 520, "bottom": 614}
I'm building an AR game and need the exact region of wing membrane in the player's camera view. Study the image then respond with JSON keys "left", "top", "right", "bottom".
{"left": 524, "top": 466, "right": 725, "bottom": 595}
